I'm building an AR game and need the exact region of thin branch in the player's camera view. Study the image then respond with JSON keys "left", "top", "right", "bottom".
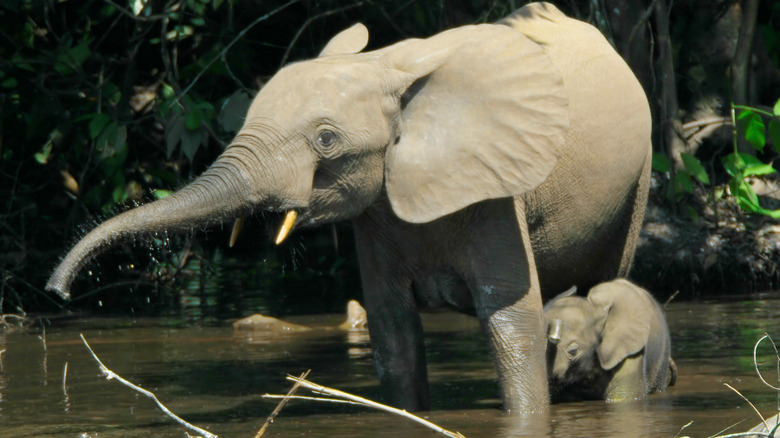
{"left": 281, "top": 375, "right": 466, "bottom": 438}
{"left": 731, "top": 0, "right": 760, "bottom": 105}
{"left": 80, "top": 334, "right": 218, "bottom": 438}
{"left": 682, "top": 117, "right": 732, "bottom": 131}
{"left": 279, "top": 1, "right": 365, "bottom": 67}
{"left": 63, "top": 361, "right": 69, "bottom": 395}
{"left": 262, "top": 394, "right": 362, "bottom": 405}
{"left": 754, "top": 334, "right": 780, "bottom": 391}
{"left": 255, "top": 369, "right": 311, "bottom": 438}
{"left": 177, "top": 0, "right": 300, "bottom": 101}
{"left": 723, "top": 382, "right": 769, "bottom": 433}
{"left": 712, "top": 433, "right": 773, "bottom": 438}
{"left": 627, "top": 0, "right": 660, "bottom": 48}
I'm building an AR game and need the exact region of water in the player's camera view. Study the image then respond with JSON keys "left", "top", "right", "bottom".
{"left": 1, "top": 297, "right": 780, "bottom": 437}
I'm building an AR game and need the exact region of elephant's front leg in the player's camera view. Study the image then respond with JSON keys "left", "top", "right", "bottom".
{"left": 470, "top": 202, "right": 549, "bottom": 413}
{"left": 353, "top": 226, "right": 430, "bottom": 411}
{"left": 604, "top": 354, "right": 647, "bottom": 402}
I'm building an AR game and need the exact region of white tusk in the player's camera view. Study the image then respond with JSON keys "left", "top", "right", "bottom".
{"left": 275, "top": 210, "right": 298, "bottom": 245}
{"left": 548, "top": 319, "right": 564, "bottom": 344}
{"left": 229, "top": 216, "right": 246, "bottom": 248}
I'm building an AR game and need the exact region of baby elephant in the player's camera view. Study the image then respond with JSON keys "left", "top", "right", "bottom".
{"left": 544, "top": 279, "right": 675, "bottom": 402}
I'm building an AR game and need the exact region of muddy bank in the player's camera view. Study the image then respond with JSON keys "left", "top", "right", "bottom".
{"left": 631, "top": 174, "right": 780, "bottom": 298}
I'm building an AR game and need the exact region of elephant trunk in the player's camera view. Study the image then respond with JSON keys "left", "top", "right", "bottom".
{"left": 46, "top": 149, "right": 270, "bottom": 300}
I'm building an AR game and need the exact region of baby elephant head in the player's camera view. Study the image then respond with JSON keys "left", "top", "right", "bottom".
{"left": 543, "top": 280, "right": 657, "bottom": 399}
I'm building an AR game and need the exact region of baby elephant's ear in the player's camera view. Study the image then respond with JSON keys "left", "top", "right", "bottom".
{"left": 319, "top": 23, "right": 369, "bottom": 57}
{"left": 589, "top": 280, "right": 653, "bottom": 370}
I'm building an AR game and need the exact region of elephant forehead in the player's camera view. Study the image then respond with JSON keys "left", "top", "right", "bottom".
{"left": 251, "top": 60, "right": 386, "bottom": 121}
{"left": 545, "top": 298, "right": 591, "bottom": 323}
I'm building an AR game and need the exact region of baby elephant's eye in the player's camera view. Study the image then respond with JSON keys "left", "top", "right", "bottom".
{"left": 317, "top": 130, "right": 338, "bottom": 148}
{"left": 566, "top": 342, "right": 580, "bottom": 359}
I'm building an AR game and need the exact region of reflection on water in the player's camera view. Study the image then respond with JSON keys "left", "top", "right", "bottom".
{"left": 1, "top": 296, "right": 780, "bottom": 437}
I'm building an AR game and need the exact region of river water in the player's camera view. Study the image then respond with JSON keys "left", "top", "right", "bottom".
{"left": 1, "top": 296, "right": 779, "bottom": 437}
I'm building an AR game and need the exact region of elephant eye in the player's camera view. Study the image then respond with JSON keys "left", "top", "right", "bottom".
{"left": 317, "top": 130, "right": 338, "bottom": 149}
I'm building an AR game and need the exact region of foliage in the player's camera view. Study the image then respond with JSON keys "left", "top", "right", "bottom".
{"left": 0, "top": 0, "right": 514, "bottom": 316}
{"left": 653, "top": 97, "right": 780, "bottom": 220}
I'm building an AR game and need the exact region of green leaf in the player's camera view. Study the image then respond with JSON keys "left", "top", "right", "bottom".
{"left": 185, "top": 110, "right": 201, "bottom": 130}
{"left": 88, "top": 113, "right": 111, "bottom": 139}
{"left": 773, "top": 97, "right": 780, "bottom": 116}
{"left": 153, "top": 189, "right": 172, "bottom": 199}
{"left": 675, "top": 170, "right": 694, "bottom": 194}
{"left": 181, "top": 127, "right": 203, "bottom": 160}
{"left": 737, "top": 110, "right": 766, "bottom": 151}
{"left": 165, "top": 116, "right": 185, "bottom": 158}
{"left": 769, "top": 119, "right": 780, "bottom": 155}
{"left": 685, "top": 205, "right": 700, "bottom": 221}
{"left": 54, "top": 39, "right": 92, "bottom": 75}
{"left": 161, "top": 83, "right": 176, "bottom": 100}
{"left": 1, "top": 76, "right": 19, "bottom": 88}
{"left": 680, "top": 153, "right": 709, "bottom": 184}
{"left": 743, "top": 162, "right": 777, "bottom": 177}
{"left": 722, "top": 153, "right": 745, "bottom": 177}
{"left": 219, "top": 91, "right": 251, "bottom": 133}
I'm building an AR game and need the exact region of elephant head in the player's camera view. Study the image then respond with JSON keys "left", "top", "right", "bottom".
{"left": 47, "top": 19, "right": 569, "bottom": 299}
{"left": 544, "top": 281, "right": 654, "bottom": 383}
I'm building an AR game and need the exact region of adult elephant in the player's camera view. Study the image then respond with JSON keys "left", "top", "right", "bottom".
{"left": 47, "top": 3, "right": 651, "bottom": 413}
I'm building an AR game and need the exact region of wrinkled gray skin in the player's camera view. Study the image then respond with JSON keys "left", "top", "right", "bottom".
{"left": 544, "top": 280, "right": 675, "bottom": 402}
{"left": 46, "top": 3, "right": 651, "bottom": 413}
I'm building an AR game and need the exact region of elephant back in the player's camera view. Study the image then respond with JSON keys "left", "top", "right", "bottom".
{"left": 504, "top": 3, "right": 653, "bottom": 295}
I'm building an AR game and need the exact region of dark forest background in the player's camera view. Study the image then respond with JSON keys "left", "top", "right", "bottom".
{"left": 1, "top": 0, "right": 779, "bottom": 321}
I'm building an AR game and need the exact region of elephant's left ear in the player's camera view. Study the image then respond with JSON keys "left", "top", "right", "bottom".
{"left": 381, "top": 23, "right": 569, "bottom": 223}
{"left": 319, "top": 23, "right": 369, "bottom": 57}
{"left": 589, "top": 281, "right": 652, "bottom": 370}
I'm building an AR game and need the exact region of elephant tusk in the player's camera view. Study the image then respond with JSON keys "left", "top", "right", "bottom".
{"left": 548, "top": 319, "right": 563, "bottom": 344}
{"left": 229, "top": 216, "right": 246, "bottom": 248}
{"left": 275, "top": 210, "right": 298, "bottom": 245}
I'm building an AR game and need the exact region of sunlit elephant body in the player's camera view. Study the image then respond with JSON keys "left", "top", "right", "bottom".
{"left": 47, "top": 3, "right": 651, "bottom": 413}
{"left": 544, "top": 280, "right": 675, "bottom": 402}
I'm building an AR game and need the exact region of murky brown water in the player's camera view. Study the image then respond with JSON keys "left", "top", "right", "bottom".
{"left": 2, "top": 296, "right": 780, "bottom": 437}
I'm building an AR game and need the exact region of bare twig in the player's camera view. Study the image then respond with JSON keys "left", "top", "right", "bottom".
{"left": 278, "top": 1, "right": 365, "bottom": 67}
{"left": 673, "top": 420, "right": 693, "bottom": 438}
{"left": 731, "top": 0, "right": 760, "bottom": 105}
{"left": 255, "top": 369, "right": 311, "bottom": 438}
{"left": 717, "top": 432, "right": 775, "bottom": 438}
{"left": 753, "top": 334, "right": 780, "bottom": 391}
{"left": 627, "top": 0, "right": 660, "bottom": 48}
{"left": 63, "top": 361, "right": 69, "bottom": 395}
{"left": 80, "top": 334, "right": 218, "bottom": 438}
{"left": 264, "top": 375, "right": 467, "bottom": 438}
{"left": 724, "top": 383, "right": 769, "bottom": 433}
{"left": 663, "top": 290, "right": 679, "bottom": 308}
{"left": 177, "top": 0, "right": 300, "bottom": 101}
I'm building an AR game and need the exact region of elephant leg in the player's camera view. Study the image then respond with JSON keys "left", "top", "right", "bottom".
{"left": 604, "top": 354, "right": 647, "bottom": 402}
{"left": 470, "top": 200, "right": 549, "bottom": 413}
{"left": 353, "top": 224, "right": 430, "bottom": 411}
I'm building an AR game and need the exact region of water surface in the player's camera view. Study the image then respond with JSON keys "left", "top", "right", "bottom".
{"left": 2, "top": 297, "right": 780, "bottom": 437}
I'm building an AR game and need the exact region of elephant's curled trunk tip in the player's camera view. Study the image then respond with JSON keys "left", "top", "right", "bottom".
{"left": 46, "top": 268, "right": 74, "bottom": 301}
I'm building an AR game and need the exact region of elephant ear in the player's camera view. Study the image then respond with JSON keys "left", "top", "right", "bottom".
{"left": 589, "top": 280, "right": 652, "bottom": 370}
{"left": 382, "top": 24, "right": 569, "bottom": 223}
{"left": 319, "top": 23, "right": 369, "bottom": 57}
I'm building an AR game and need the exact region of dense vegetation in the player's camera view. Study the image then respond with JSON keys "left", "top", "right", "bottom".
{"left": 1, "top": 0, "right": 779, "bottom": 319}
